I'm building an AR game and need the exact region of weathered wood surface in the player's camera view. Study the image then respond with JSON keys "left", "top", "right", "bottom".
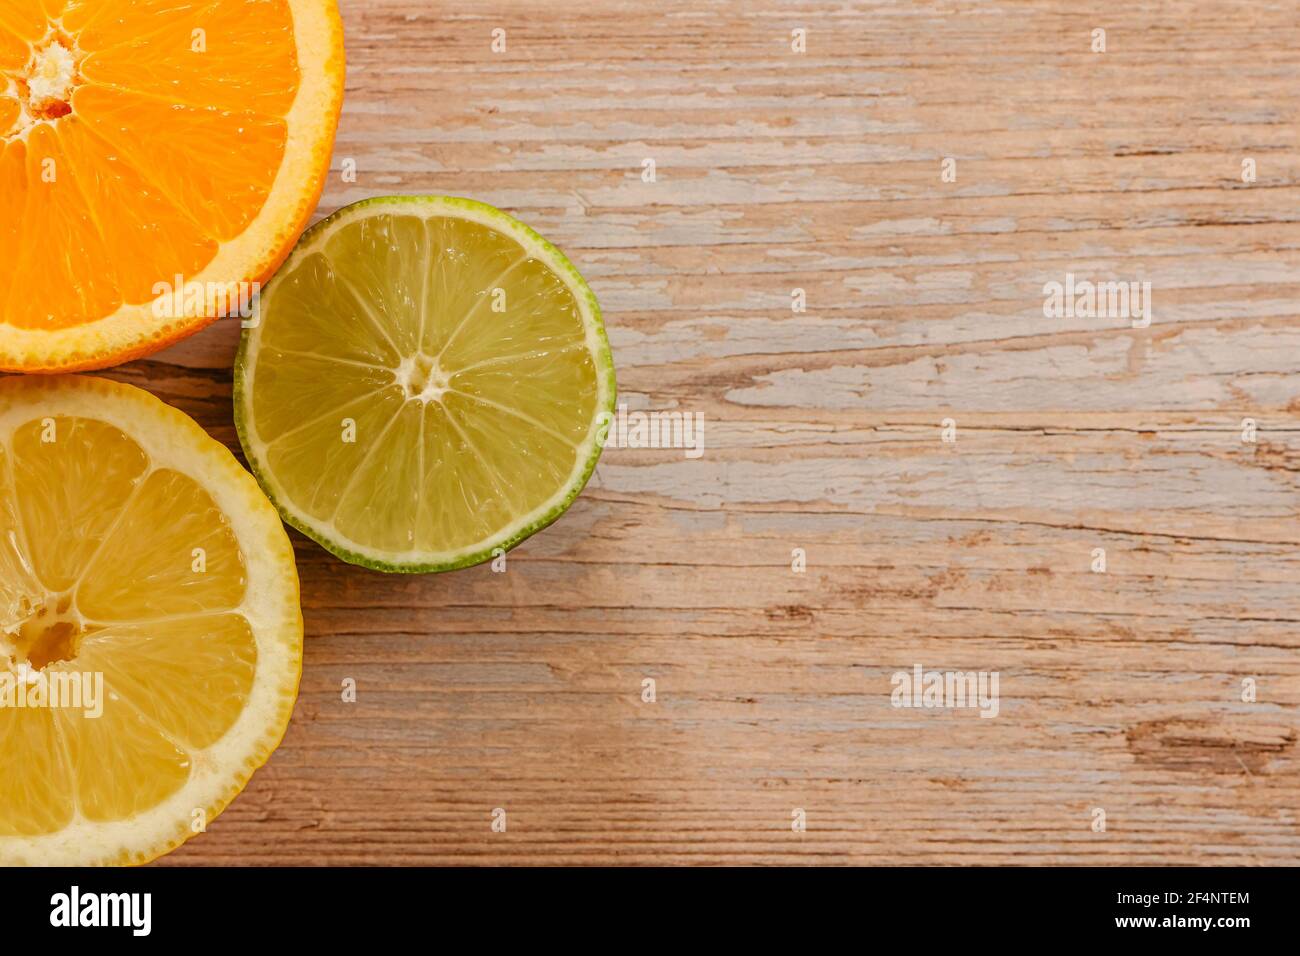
{"left": 126, "top": 0, "right": 1300, "bottom": 864}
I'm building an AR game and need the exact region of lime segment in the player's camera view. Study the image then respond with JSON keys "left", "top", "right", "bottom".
{"left": 235, "top": 196, "right": 617, "bottom": 572}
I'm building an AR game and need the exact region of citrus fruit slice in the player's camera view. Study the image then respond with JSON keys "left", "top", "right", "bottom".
{"left": 235, "top": 196, "right": 617, "bottom": 573}
{"left": 0, "top": 375, "right": 301, "bottom": 866}
{"left": 0, "top": 0, "right": 345, "bottom": 372}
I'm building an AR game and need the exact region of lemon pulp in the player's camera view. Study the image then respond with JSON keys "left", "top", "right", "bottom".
{"left": 0, "top": 376, "right": 300, "bottom": 865}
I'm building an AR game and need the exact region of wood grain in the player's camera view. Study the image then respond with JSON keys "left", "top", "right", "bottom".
{"left": 124, "top": 0, "right": 1300, "bottom": 864}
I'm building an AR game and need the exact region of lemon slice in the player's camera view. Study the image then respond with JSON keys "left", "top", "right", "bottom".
{"left": 0, "top": 376, "right": 301, "bottom": 866}
{"left": 234, "top": 196, "right": 617, "bottom": 572}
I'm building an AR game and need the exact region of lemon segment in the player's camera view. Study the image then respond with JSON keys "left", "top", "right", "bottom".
{"left": 0, "top": 376, "right": 301, "bottom": 865}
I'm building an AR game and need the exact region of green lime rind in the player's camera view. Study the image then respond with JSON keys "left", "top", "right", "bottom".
{"left": 233, "top": 195, "right": 617, "bottom": 574}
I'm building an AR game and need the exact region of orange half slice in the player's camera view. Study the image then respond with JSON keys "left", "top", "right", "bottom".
{"left": 0, "top": 0, "right": 345, "bottom": 372}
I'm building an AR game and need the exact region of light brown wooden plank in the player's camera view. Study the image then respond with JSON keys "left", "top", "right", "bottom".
{"left": 102, "top": 0, "right": 1300, "bottom": 864}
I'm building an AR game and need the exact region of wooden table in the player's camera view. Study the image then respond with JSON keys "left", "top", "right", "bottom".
{"left": 139, "top": 0, "right": 1300, "bottom": 864}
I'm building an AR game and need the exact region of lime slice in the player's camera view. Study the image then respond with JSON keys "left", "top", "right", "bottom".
{"left": 234, "top": 196, "right": 616, "bottom": 572}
